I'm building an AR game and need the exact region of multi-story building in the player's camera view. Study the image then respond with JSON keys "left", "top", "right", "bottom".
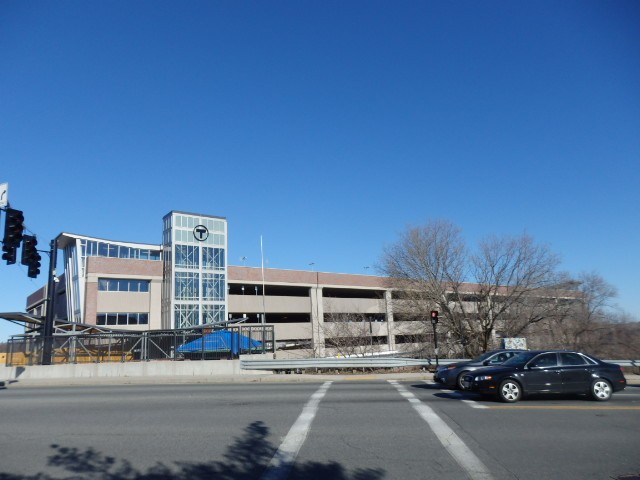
{"left": 23, "top": 210, "right": 413, "bottom": 357}
{"left": 19, "top": 210, "right": 579, "bottom": 359}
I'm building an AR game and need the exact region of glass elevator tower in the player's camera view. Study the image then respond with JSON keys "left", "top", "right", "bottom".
{"left": 161, "top": 211, "right": 228, "bottom": 329}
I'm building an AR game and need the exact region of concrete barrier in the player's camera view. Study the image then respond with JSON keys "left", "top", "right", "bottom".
{"left": 0, "top": 360, "right": 272, "bottom": 382}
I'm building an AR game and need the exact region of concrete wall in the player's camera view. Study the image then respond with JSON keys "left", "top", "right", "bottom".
{"left": 323, "top": 297, "right": 386, "bottom": 314}
{"left": 230, "top": 295, "right": 312, "bottom": 314}
{"left": 0, "top": 360, "right": 271, "bottom": 381}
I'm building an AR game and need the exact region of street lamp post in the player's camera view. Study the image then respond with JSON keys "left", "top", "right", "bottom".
{"left": 430, "top": 310, "right": 439, "bottom": 368}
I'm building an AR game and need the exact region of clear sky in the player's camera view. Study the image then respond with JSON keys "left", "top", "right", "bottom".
{"left": 1, "top": 1, "right": 639, "bottom": 341}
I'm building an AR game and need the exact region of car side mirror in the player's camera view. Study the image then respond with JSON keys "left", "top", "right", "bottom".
{"left": 483, "top": 360, "right": 490, "bottom": 366}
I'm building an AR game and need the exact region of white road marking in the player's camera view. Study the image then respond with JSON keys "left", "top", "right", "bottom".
{"left": 390, "top": 380, "right": 494, "bottom": 480}
{"left": 260, "top": 381, "right": 332, "bottom": 480}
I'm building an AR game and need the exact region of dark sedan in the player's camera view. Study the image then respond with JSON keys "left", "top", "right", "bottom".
{"left": 462, "top": 350, "right": 627, "bottom": 402}
{"left": 433, "top": 349, "right": 527, "bottom": 389}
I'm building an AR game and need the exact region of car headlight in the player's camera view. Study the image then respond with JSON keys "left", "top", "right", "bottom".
{"left": 475, "top": 375, "right": 493, "bottom": 381}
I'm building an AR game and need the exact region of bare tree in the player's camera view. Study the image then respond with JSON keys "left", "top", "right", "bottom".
{"left": 545, "top": 272, "right": 618, "bottom": 354}
{"left": 463, "top": 234, "right": 572, "bottom": 349}
{"left": 605, "top": 313, "right": 640, "bottom": 363}
{"left": 380, "top": 220, "right": 571, "bottom": 356}
{"left": 381, "top": 220, "right": 469, "bottom": 350}
{"left": 321, "top": 311, "right": 381, "bottom": 358}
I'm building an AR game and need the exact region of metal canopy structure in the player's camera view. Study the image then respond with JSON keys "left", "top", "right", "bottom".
{"left": 0, "top": 312, "right": 256, "bottom": 339}
{"left": 0, "top": 312, "right": 140, "bottom": 337}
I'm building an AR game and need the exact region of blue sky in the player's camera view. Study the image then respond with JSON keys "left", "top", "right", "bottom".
{"left": 1, "top": 1, "right": 639, "bottom": 341}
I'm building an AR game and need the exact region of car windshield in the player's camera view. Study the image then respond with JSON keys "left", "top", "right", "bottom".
{"left": 501, "top": 351, "right": 537, "bottom": 367}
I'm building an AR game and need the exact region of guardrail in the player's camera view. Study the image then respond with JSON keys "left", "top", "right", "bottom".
{"left": 605, "top": 360, "right": 640, "bottom": 368}
{"left": 241, "top": 357, "right": 446, "bottom": 371}
{"left": 240, "top": 357, "right": 640, "bottom": 371}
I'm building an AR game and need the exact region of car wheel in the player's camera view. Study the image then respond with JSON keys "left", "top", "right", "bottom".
{"left": 591, "top": 379, "right": 612, "bottom": 401}
{"left": 457, "top": 372, "right": 469, "bottom": 390}
{"left": 498, "top": 380, "right": 521, "bottom": 403}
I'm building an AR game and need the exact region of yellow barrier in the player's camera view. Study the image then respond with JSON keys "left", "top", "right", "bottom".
{"left": 2, "top": 350, "right": 134, "bottom": 365}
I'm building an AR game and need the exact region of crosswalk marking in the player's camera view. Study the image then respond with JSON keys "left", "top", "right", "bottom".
{"left": 390, "top": 380, "right": 494, "bottom": 480}
{"left": 260, "top": 381, "right": 333, "bottom": 480}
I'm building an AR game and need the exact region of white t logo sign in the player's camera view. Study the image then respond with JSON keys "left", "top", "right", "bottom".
{"left": 193, "top": 225, "right": 209, "bottom": 242}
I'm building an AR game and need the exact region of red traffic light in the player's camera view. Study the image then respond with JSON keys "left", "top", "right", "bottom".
{"left": 430, "top": 310, "right": 439, "bottom": 324}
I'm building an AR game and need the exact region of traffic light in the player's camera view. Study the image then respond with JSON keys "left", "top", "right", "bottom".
{"left": 430, "top": 310, "right": 439, "bottom": 324}
{"left": 21, "top": 234, "right": 41, "bottom": 278}
{"left": 28, "top": 253, "right": 42, "bottom": 278}
{"left": 1, "top": 244, "right": 16, "bottom": 264}
{"left": 2, "top": 208, "right": 24, "bottom": 265}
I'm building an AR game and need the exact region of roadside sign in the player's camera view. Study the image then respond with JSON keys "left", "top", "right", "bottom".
{"left": 0, "top": 183, "right": 7, "bottom": 207}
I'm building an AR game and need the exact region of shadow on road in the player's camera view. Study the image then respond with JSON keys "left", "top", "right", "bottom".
{"left": 0, "top": 421, "right": 385, "bottom": 480}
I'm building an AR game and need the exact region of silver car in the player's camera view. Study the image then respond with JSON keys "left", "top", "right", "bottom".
{"left": 433, "top": 349, "right": 527, "bottom": 390}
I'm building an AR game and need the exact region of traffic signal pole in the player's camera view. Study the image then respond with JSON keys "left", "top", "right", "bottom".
{"left": 430, "top": 310, "right": 439, "bottom": 368}
{"left": 41, "top": 238, "right": 58, "bottom": 365}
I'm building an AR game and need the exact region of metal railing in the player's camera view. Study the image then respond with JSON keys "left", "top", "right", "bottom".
{"left": 241, "top": 357, "right": 640, "bottom": 371}
{"left": 5, "top": 325, "right": 275, "bottom": 366}
{"left": 240, "top": 357, "right": 467, "bottom": 371}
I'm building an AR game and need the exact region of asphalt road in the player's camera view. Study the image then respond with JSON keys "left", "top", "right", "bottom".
{"left": 1, "top": 380, "right": 639, "bottom": 480}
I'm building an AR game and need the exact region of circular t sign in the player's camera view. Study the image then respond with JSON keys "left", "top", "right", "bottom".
{"left": 193, "top": 225, "right": 209, "bottom": 242}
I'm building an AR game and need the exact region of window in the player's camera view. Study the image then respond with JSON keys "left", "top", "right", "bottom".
{"left": 202, "top": 273, "right": 225, "bottom": 301}
{"left": 203, "top": 247, "right": 225, "bottom": 270}
{"left": 175, "top": 272, "right": 199, "bottom": 299}
{"left": 96, "top": 312, "right": 149, "bottom": 325}
{"left": 488, "top": 351, "right": 519, "bottom": 364}
{"left": 175, "top": 245, "right": 199, "bottom": 268}
{"left": 529, "top": 353, "right": 558, "bottom": 368}
{"left": 203, "top": 304, "right": 225, "bottom": 324}
{"left": 560, "top": 352, "right": 587, "bottom": 366}
{"left": 98, "top": 278, "right": 151, "bottom": 292}
{"left": 175, "top": 304, "right": 200, "bottom": 328}
{"left": 80, "top": 240, "right": 161, "bottom": 261}
{"left": 488, "top": 353, "right": 507, "bottom": 364}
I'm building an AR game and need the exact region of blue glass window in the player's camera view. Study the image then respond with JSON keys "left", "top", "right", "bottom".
{"left": 96, "top": 312, "right": 150, "bottom": 325}
{"left": 203, "top": 247, "right": 225, "bottom": 270}
{"left": 175, "top": 272, "right": 199, "bottom": 299}
{"left": 175, "top": 245, "right": 199, "bottom": 268}
{"left": 202, "top": 273, "right": 225, "bottom": 301}
{"left": 98, "top": 278, "right": 151, "bottom": 292}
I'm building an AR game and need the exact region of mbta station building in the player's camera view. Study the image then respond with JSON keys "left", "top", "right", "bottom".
{"left": 23, "top": 210, "right": 420, "bottom": 358}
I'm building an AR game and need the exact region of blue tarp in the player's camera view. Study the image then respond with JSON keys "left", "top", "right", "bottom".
{"left": 177, "top": 330, "right": 263, "bottom": 355}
